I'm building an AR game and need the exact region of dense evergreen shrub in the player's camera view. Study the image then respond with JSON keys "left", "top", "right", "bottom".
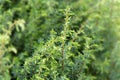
{"left": 0, "top": 0, "right": 120, "bottom": 80}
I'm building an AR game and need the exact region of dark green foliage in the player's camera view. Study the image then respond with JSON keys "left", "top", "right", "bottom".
{"left": 0, "top": 0, "right": 120, "bottom": 80}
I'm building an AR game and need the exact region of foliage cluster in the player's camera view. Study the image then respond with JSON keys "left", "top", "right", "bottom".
{"left": 0, "top": 0, "right": 120, "bottom": 80}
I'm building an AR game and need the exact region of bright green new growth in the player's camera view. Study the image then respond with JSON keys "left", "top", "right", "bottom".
{"left": 0, "top": 19, "right": 25, "bottom": 79}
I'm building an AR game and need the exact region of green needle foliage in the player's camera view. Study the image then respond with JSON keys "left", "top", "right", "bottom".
{"left": 0, "top": 0, "right": 120, "bottom": 80}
